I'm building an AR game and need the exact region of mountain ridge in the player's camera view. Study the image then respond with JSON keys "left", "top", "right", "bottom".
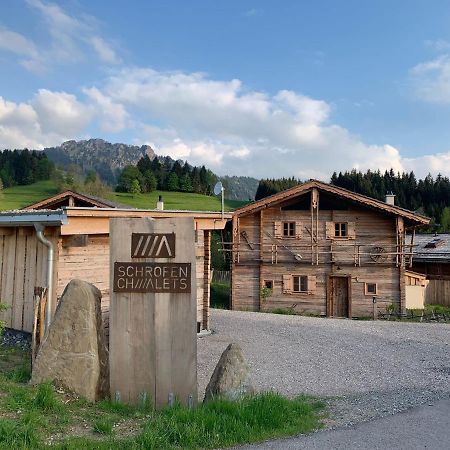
{"left": 42, "top": 138, "right": 258, "bottom": 200}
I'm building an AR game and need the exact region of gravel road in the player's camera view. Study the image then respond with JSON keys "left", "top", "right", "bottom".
{"left": 198, "top": 309, "right": 450, "bottom": 428}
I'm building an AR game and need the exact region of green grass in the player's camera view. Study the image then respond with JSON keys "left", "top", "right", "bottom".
{"left": 0, "top": 345, "right": 324, "bottom": 449}
{"left": 108, "top": 190, "right": 246, "bottom": 212}
{"left": 0, "top": 180, "right": 247, "bottom": 212}
{"left": 0, "top": 180, "right": 59, "bottom": 211}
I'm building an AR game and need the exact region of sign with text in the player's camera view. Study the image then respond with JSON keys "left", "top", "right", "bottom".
{"left": 110, "top": 217, "right": 197, "bottom": 409}
{"left": 113, "top": 262, "right": 191, "bottom": 293}
{"left": 131, "top": 233, "right": 175, "bottom": 258}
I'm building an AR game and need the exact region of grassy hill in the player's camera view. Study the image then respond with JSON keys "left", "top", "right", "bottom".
{"left": 0, "top": 180, "right": 247, "bottom": 211}
{"left": 0, "top": 180, "right": 59, "bottom": 211}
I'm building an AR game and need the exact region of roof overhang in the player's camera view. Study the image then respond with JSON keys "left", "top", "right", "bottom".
{"left": 233, "top": 180, "right": 430, "bottom": 226}
{"left": 0, "top": 209, "right": 68, "bottom": 227}
{"left": 60, "top": 207, "right": 231, "bottom": 235}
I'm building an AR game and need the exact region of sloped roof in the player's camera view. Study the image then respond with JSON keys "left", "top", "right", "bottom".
{"left": 410, "top": 233, "right": 450, "bottom": 263}
{"left": 234, "top": 179, "right": 429, "bottom": 225}
{"left": 21, "top": 190, "right": 131, "bottom": 210}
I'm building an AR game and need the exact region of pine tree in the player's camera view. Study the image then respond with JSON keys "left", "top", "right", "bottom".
{"left": 166, "top": 172, "right": 179, "bottom": 191}
{"left": 130, "top": 179, "right": 141, "bottom": 196}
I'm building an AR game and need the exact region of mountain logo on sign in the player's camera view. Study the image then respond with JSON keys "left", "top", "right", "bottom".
{"left": 131, "top": 233, "right": 176, "bottom": 258}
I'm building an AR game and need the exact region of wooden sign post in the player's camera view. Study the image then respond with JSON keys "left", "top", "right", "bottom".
{"left": 109, "top": 217, "right": 197, "bottom": 408}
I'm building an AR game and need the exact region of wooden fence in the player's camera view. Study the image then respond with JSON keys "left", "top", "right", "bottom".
{"left": 0, "top": 227, "right": 58, "bottom": 332}
{"left": 425, "top": 280, "right": 450, "bottom": 307}
{"left": 212, "top": 270, "right": 230, "bottom": 284}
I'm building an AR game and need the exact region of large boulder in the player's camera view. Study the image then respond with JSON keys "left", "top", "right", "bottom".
{"left": 31, "top": 279, "right": 109, "bottom": 402}
{"left": 204, "top": 343, "right": 255, "bottom": 403}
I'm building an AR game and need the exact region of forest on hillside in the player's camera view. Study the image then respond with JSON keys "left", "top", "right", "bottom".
{"left": 255, "top": 170, "right": 450, "bottom": 230}
{"left": 0, "top": 150, "right": 54, "bottom": 188}
{"left": 116, "top": 155, "right": 218, "bottom": 195}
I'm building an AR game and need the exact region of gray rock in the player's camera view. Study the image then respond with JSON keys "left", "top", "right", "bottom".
{"left": 31, "top": 279, "right": 109, "bottom": 402}
{"left": 204, "top": 343, "right": 255, "bottom": 403}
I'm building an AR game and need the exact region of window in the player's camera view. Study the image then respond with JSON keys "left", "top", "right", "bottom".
{"left": 326, "top": 221, "right": 355, "bottom": 240}
{"left": 283, "top": 274, "right": 316, "bottom": 294}
{"left": 283, "top": 222, "right": 296, "bottom": 237}
{"left": 264, "top": 280, "right": 273, "bottom": 290}
{"left": 293, "top": 275, "right": 308, "bottom": 293}
{"left": 365, "top": 283, "right": 378, "bottom": 296}
{"left": 334, "top": 222, "right": 347, "bottom": 237}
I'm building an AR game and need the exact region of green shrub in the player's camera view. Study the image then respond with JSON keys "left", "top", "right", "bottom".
{"left": 0, "top": 302, "right": 9, "bottom": 337}
{"left": 270, "top": 308, "right": 296, "bottom": 315}
{"left": 426, "top": 304, "right": 450, "bottom": 315}
{"left": 210, "top": 282, "right": 230, "bottom": 309}
{"left": 386, "top": 303, "right": 399, "bottom": 314}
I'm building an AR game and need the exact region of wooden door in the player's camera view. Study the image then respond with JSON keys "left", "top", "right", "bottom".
{"left": 330, "top": 276, "right": 349, "bottom": 318}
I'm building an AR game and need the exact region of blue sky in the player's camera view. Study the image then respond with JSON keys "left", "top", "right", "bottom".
{"left": 1, "top": 0, "right": 450, "bottom": 179}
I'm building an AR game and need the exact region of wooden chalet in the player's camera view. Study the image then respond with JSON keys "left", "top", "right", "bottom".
{"left": 231, "top": 180, "right": 429, "bottom": 317}
{"left": 0, "top": 192, "right": 230, "bottom": 335}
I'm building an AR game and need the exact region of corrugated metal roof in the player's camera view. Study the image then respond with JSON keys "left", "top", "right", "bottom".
{"left": 410, "top": 233, "right": 450, "bottom": 262}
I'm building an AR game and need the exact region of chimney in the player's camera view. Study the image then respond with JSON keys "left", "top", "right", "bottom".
{"left": 156, "top": 195, "right": 164, "bottom": 211}
{"left": 385, "top": 192, "right": 395, "bottom": 205}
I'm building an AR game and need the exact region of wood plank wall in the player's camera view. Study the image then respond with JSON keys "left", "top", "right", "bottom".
{"left": 57, "top": 234, "right": 110, "bottom": 322}
{"left": 58, "top": 231, "right": 210, "bottom": 334}
{"left": 232, "top": 214, "right": 260, "bottom": 311}
{"left": 2, "top": 227, "right": 210, "bottom": 334}
{"left": 425, "top": 280, "right": 450, "bottom": 307}
{"left": 232, "top": 203, "right": 402, "bottom": 317}
{"left": 0, "top": 227, "right": 59, "bottom": 332}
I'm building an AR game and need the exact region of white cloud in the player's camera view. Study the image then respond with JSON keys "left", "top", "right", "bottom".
{"left": 403, "top": 151, "right": 450, "bottom": 177}
{"left": 0, "top": 0, "right": 120, "bottom": 73}
{"left": 0, "top": 28, "right": 38, "bottom": 56}
{"left": 31, "top": 89, "right": 92, "bottom": 135}
{"left": 88, "top": 68, "right": 408, "bottom": 178}
{"left": 410, "top": 54, "right": 450, "bottom": 103}
{"left": 0, "top": 90, "right": 92, "bottom": 149}
{"left": 0, "top": 28, "right": 46, "bottom": 74}
{"left": 89, "top": 36, "right": 120, "bottom": 64}
{"left": 0, "top": 64, "right": 448, "bottom": 180}
{"left": 424, "top": 39, "right": 450, "bottom": 52}
{"left": 83, "top": 87, "right": 128, "bottom": 132}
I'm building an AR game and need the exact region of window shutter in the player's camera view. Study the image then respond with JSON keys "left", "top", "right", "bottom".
{"left": 274, "top": 221, "right": 282, "bottom": 238}
{"left": 325, "top": 222, "right": 334, "bottom": 239}
{"left": 347, "top": 222, "right": 356, "bottom": 239}
{"left": 307, "top": 275, "right": 316, "bottom": 293}
{"left": 295, "top": 222, "right": 302, "bottom": 239}
{"left": 282, "top": 275, "right": 292, "bottom": 293}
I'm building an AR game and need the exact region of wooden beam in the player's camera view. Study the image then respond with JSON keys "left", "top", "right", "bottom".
{"left": 61, "top": 215, "right": 229, "bottom": 236}
{"left": 230, "top": 215, "right": 237, "bottom": 310}
{"left": 258, "top": 209, "right": 263, "bottom": 311}
{"left": 203, "top": 230, "right": 211, "bottom": 330}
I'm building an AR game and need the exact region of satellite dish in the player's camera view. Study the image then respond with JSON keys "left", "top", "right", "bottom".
{"left": 213, "top": 181, "right": 223, "bottom": 196}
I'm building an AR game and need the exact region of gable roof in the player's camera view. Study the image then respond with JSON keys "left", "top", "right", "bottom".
{"left": 234, "top": 179, "right": 429, "bottom": 225}
{"left": 21, "top": 190, "right": 131, "bottom": 210}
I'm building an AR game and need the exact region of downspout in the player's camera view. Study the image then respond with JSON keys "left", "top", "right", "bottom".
{"left": 34, "top": 223, "right": 54, "bottom": 332}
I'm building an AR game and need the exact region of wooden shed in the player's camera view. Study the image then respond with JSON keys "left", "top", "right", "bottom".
{"left": 409, "top": 233, "right": 450, "bottom": 307}
{"left": 231, "top": 180, "right": 429, "bottom": 317}
{"left": 0, "top": 193, "right": 230, "bottom": 334}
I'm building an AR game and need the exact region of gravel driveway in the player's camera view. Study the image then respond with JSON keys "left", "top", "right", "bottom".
{"left": 198, "top": 309, "right": 450, "bottom": 428}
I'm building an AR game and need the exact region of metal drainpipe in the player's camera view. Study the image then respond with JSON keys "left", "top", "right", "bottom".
{"left": 34, "top": 223, "right": 54, "bottom": 332}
